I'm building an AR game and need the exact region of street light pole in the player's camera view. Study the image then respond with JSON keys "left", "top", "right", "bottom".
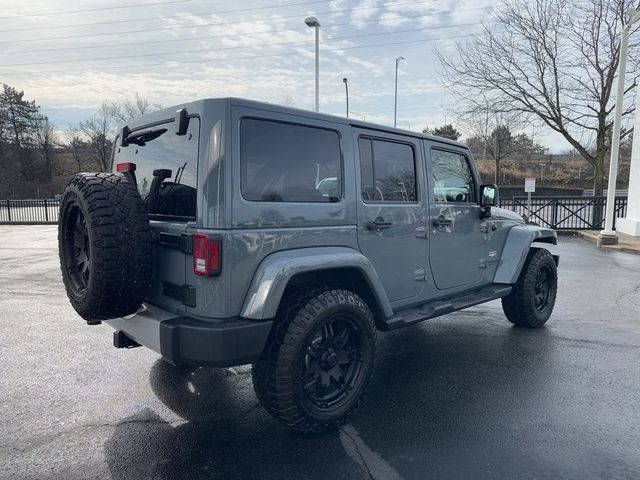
{"left": 343, "top": 77, "right": 349, "bottom": 118}
{"left": 394, "top": 56, "right": 404, "bottom": 128}
{"left": 305, "top": 16, "right": 321, "bottom": 112}
{"left": 601, "top": 8, "right": 640, "bottom": 243}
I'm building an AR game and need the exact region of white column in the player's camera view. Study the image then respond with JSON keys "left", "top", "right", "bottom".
{"left": 616, "top": 90, "right": 640, "bottom": 236}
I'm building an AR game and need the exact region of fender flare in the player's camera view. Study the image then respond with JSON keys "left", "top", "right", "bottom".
{"left": 493, "top": 225, "right": 558, "bottom": 284}
{"left": 240, "top": 247, "right": 393, "bottom": 320}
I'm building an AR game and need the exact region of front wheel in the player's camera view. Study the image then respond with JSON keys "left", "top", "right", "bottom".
{"left": 252, "top": 288, "right": 376, "bottom": 434}
{"left": 502, "top": 248, "right": 557, "bottom": 328}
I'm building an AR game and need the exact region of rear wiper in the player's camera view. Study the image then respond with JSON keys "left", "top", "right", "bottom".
{"left": 124, "top": 127, "right": 167, "bottom": 146}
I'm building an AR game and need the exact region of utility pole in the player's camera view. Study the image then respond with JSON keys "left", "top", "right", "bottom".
{"left": 305, "top": 16, "right": 321, "bottom": 112}
{"left": 343, "top": 77, "right": 349, "bottom": 118}
{"left": 601, "top": 8, "right": 640, "bottom": 244}
{"left": 393, "top": 56, "right": 404, "bottom": 127}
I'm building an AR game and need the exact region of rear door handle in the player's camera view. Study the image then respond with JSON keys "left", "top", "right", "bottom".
{"left": 366, "top": 217, "right": 392, "bottom": 231}
{"left": 432, "top": 215, "right": 452, "bottom": 227}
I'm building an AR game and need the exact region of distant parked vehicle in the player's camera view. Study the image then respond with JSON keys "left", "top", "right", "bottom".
{"left": 58, "top": 98, "right": 559, "bottom": 433}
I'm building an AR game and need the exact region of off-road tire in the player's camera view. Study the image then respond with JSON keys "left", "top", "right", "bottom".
{"left": 502, "top": 248, "right": 557, "bottom": 328}
{"left": 58, "top": 172, "right": 152, "bottom": 323}
{"left": 252, "top": 288, "right": 376, "bottom": 434}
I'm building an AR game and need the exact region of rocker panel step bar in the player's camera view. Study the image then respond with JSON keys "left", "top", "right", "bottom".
{"left": 380, "top": 284, "right": 513, "bottom": 331}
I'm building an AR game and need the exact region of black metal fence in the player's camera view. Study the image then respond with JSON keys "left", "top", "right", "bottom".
{"left": 0, "top": 196, "right": 630, "bottom": 230}
{"left": 500, "top": 196, "right": 628, "bottom": 230}
{"left": 0, "top": 199, "right": 61, "bottom": 224}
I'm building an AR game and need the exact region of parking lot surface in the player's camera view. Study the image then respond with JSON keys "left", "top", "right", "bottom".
{"left": 1, "top": 226, "right": 639, "bottom": 480}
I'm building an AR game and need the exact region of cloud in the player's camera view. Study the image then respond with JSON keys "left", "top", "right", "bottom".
{"left": 0, "top": 0, "right": 559, "bottom": 150}
{"left": 379, "top": 12, "right": 410, "bottom": 28}
{"left": 351, "top": 0, "right": 380, "bottom": 23}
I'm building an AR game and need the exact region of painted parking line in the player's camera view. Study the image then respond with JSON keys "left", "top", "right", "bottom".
{"left": 340, "top": 424, "right": 404, "bottom": 480}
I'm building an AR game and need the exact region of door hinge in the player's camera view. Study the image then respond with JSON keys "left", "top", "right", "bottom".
{"left": 414, "top": 268, "right": 428, "bottom": 281}
{"left": 162, "top": 281, "right": 196, "bottom": 307}
{"left": 478, "top": 259, "right": 487, "bottom": 269}
{"left": 158, "top": 232, "right": 192, "bottom": 254}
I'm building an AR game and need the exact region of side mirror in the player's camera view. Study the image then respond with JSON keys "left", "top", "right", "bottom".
{"left": 480, "top": 184, "right": 498, "bottom": 207}
{"left": 479, "top": 184, "right": 498, "bottom": 219}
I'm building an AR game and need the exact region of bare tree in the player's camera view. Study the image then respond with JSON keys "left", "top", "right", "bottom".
{"left": 438, "top": 0, "right": 640, "bottom": 196}
{"left": 63, "top": 129, "right": 89, "bottom": 173}
{"left": 79, "top": 103, "right": 113, "bottom": 172}
{"left": 107, "top": 92, "right": 161, "bottom": 124}
{"left": 32, "top": 115, "right": 57, "bottom": 180}
{"left": 461, "top": 108, "right": 531, "bottom": 183}
{"left": 279, "top": 94, "right": 296, "bottom": 107}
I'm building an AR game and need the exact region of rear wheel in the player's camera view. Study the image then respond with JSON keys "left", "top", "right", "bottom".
{"left": 252, "top": 288, "right": 376, "bottom": 434}
{"left": 502, "top": 248, "right": 557, "bottom": 328}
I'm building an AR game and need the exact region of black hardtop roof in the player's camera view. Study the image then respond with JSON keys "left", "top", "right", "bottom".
{"left": 127, "top": 97, "right": 468, "bottom": 150}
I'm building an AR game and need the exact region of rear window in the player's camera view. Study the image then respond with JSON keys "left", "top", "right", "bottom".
{"left": 113, "top": 117, "right": 199, "bottom": 220}
{"left": 240, "top": 118, "right": 342, "bottom": 203}
{"left": 358, "top": 137, "right": 417, "bottom": 202}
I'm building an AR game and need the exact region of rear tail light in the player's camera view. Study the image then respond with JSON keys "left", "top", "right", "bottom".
{"left": 192, "top": 234, "right": 221, "bottom": 276}
{"left": 116, "top": 162, "right": 136, "bottom": 173}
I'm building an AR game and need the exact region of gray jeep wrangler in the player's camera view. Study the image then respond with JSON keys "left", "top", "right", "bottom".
{"left": 58, "top": 98, "right": 558, "bottom": 433}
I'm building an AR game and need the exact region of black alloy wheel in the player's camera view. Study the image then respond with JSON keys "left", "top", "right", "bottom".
{"left": 252, "top": 288, "right": 376, "bottom": 434}
{"left": 502, "top": 248, "right": 558, "bottom": 328}
{"left": 534, "top": 265, "right": 554, "bottom": 313}
{"left": 61, "top": 202, "right": 91, "bottom": 296}
{"left": 302, "top": 316, "right": 366, "bottom": 411}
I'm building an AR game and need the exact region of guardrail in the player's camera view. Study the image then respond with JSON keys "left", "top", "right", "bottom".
{"left": 500, "top": 196, "right": 628, "bottom": 230}
{"left": 0, "top": 199, "right": 61, "bottom": 224}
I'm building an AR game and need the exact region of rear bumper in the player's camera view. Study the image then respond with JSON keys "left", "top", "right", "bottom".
{"left": 105, "top": 303, "right": 273, "bottom": 367}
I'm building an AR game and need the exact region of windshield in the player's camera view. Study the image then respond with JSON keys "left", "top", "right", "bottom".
{"left": 113, "top": 117, "right": 200, "bottom": 220}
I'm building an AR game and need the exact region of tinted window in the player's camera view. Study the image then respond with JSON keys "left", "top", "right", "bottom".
{"left": 359, "top": 137, "right": 416, "bottom": 202}
{"left": 240, "top": 119, "right": 342, "bottom": 203}
{"left": 113, "top": 118, "right": 199, "bottom": 219}
{"left": 431, "top": 150, "right": 475, "bottom": 203}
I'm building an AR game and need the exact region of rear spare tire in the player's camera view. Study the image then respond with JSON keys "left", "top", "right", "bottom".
{"left": 58, "top": 172, "right": 152, "bottom": 323}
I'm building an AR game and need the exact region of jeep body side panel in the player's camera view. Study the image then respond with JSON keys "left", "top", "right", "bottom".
{"left": 240, "top": 247, "right": 393, "bottom": 320}
{"left": 224, "top": 103, "right": 362, "bottom": 318}
{"left": 493, "top": 225, "right": 557, "bottom": 284}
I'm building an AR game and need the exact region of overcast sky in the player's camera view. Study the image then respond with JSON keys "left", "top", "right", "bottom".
{"left": 0, "top": 0, "right": 568, "bottom": 150}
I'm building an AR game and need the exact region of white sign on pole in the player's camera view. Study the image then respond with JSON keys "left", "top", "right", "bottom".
{"left": 525, "top": 177, "right": 536, "bottom": 193}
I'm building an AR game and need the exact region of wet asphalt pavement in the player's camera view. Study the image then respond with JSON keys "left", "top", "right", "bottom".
{"left": 1, "top": 225, "right": 639, "bottom": 480}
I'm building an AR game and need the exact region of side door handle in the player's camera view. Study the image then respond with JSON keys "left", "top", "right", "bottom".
{"left": 366, "top": 217, "right": 392, "bottom": 231}
{"left": 432, "top": 215, "right": 452, "bottom": 227}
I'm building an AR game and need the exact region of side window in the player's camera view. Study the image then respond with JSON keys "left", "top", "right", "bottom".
{"left": 431, "top": 150, "right": 476, "bottom": 203}
{"left": 358, "top": 137, "right": 417, "bottom": 203}
{"left": 240, "top": 118, "right": 342, "bottom": 203}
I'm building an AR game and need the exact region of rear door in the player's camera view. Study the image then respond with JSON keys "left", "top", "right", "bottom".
{"left": 112, "top": 117, "right": 200, "bottom": 312}
{"left": 425, "top": 144, "right": 488, "bottom": 291}
{"left": 354, "top": 129, "right": 427, "bottom": 305}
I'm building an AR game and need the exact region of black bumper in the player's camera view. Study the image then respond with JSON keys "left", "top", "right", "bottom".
{"left": 106, "top": 305, "right": 273, "bottom": 367}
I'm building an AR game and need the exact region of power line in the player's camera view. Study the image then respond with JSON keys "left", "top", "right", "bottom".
{"left": 0, "top": 21, "right": 493, "bottom": 68}
{"left": 0, "top": 0, "right": 444, "bottom": 44}
{"left": 0, "top": 31, "right": 485, "bottom": 76}
{"left": 2, "top": 17, "right": 494, "bottom": 66}
{"left": 0, "top": 0, "right": 193, "bottom": 20}
{"left": 1, "top": 0, "right": 332, "bottom": 32}
{"left": 3, "top": 5, "right": 495, "bottom": 55}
